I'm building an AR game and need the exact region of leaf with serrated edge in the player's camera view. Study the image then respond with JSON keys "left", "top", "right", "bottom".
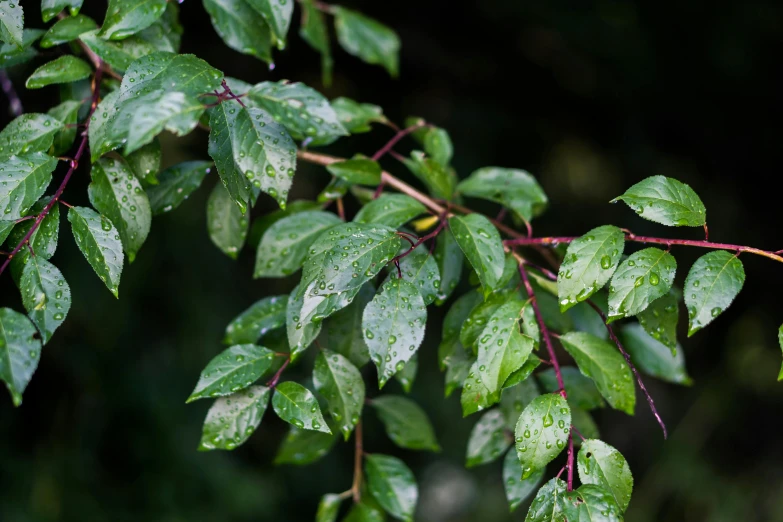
{"left": 313, "top": 350, "right": 365, "bottom": 440}
{"left": 637, "top": 289, "right": 679, "bottom": 352}
{"left": 476, "top": 300, "right": 535, "bottom": 393}
{"left": 515, "top": 393, "right": 571, "bottom": 479}
{"left": 612, "top": 175, "right": 706, "bottom": 227}
{"left": 0, "top": 113, "right": 63, "bottom": 155}
{"left": 207, "top": 182, "right": 248, "bottom": 259}
{"left": 146, "top": 161, "right": 211, "bottom": 215}
{"left": 198, "top": 385, "right": 270, "bottom": 451}
{"left": 524, "top": 478, "right": 568, "bottom": 522}
{"left": 620, "top": 324, "right": 691, "bottom": 385}
{"left": 272, "top": 381, "right": 331, "bottom": 433}
{"left": 449, "top": 214, "right": 505, "bottom": 294}
{"left": 466, "top": 409, "right": 510, "bottom": 467}
{"left": 607, "top": 247, "right": 676, "bottom": 322}
{"left": 457, "top": 167, "right": 548, "bottom": 221}
{"left": 354, "top": 194, "right": 426, "bottom": 228}
{"left": 125, "top": 90, "right": 205, "bottom": 154}
{"left": 187, "top": 344, "right": 276, "bottom": 402}
{"left": 67, "top": 206, "right": 124, "bottom": 297}
{"left": 274, "top": 425, "right": 337, "bottom": 465}
{"left": 364, "top": 454, "right": 417, "bottom": 521}
{"left": 577, "top": 439, "right": 634, "bottom": 512}
{"left": 460, "top": 289, "right": 517, "bottom": 352}
{"left": 286, "top": 282, "right": 323, "bottom": 358}
{"left": 0, "top": 153, "right": 57, "bottom": 220}
{"left": 20, "top": 258, "right": 71, "bottom": 344}
{"left": 537, "top": 367, "right": 605, "bottom": 410}
{"left": 333, "top": 7, "right": 400, "bottom": 77}
{"left": 0, "top": 308, "right": 43, "bottom": 406}
{"left": 371, "top": 395, "right": 440, "bottom": 452}
{"left": 99, "top": 0, "right": 167, "bottom": 40}
{"left": 224, "top": 295, "right": 287, "bottom": 345}
{"left": 503, "top": 449, "right": 544, "bottom": 512}
{"left": 684, "top": 250, "right": 745, "bottom": 336}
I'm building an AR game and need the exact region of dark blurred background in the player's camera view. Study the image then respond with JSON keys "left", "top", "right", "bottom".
{"left": 2, "top": 1, "right": 783, "bottom": 521}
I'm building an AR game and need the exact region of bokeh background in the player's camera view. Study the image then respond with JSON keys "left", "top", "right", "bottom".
{"left": 2, "top": 1, "right": 783, "bottom": 521}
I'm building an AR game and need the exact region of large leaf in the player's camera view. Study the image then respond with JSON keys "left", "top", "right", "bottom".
{"left": 319, "top": 282, "right": 374, "bottom": 368}
{"left": 466, "top": 409, "right": 510, "bottom": 467}
{"left": 0, "top": 153, "right": 57, "bottom": 219}
{"left": 559, "top": 332, "right": 635, "bottom": 415}
{"left": 620, "top": 324, "right": 691, "bottom": 385}
{"left": 274, "top": 425, "right": 337, "bottom": 465}
{"left": 0, "top": 113, "right": 63, "bottom": 155}
{"left": 503, "top": 449, "right": 544, "bottom": 513}
{"left": 449, "top": 214, "right": 505, "bottom": 294}
{"left": 476, "top": 300, "right": 535, "bottom": 394}
{"left": 0, "top": 0, "right": 23, "bottom": 47}
{"left": 333, "top": 7, "right": 400, "bottom": 77}
{"left": 577, "top": 439, "right": 634, "bottom": 512}
{"left": 385, "top": 242, "right": 441, "bottom": 305}
{"left": 198, "top": 385, "right": 270, "bottom": 450}
{"left": 371, "top": 395, "right": 440, "bottom": 452}
{"left": 515, "top": 393, "right": 571, "bottom": 479}
{"left": 223, "top": 295, "right": 288, "bottom": 345}
{"left": 457, "top": 167, "right": 548, "bottom": 221}
{"left": 313, "top": 350, "right": 364, "bottom": 440}
{"left": 524, "top": 478, "right": 568, "bottom": 522}
{"left": 683, "top": 250, "right": 745, "bottom": 336}
{"left": 207, "top": 182, "right": 249, "bottom": 259}
{"left": 25, "top": 55, "right": 91, "bottom": 89}
{"left": 187, "top": 344, "right": 276, "bottom": 402}
{"left": 612, "top": 175, "right": 706, "bottom": 227}
{"left": 607, "top": 247, "right": 676, "bottom": 322}
{"left": 0, "top": 308, "right": 43, "bottom": 406}
{"left": 331, "top": 97, "right": 387, "bottom": 134}
{"left": 40, "top": 14, "right": 97, "bottom": 47}
{"left": 203, "top": 0, "right": 272, "bottom": 63}
{"left": 41, "top": 0, "right": 83, "bottom": 22}
{"left": 67, "top": 206, "right": 124, "bottom": 297}
{"left": 99, "top": 0, "right": 168, "bottom": 40}
{"left": 354, "top": 194, "right": 426, "bottom": 228}
{"left": 557, "top": 226, "right": 624, "bottom": 311}
{"left": 19, "top": 257, "right": 71, "bottom": 344}
{"left": 637, "top": 289, "right": 679, "bottom": 352}
{"left": 433, "top": 228, "right": 463, "bottom": 304}
{"left": 146, "top": 161, "right": 211, "bottom": 215}
{"left": 537, "top": 367, "right": 605, "bottom": 410}
{"left": 362, "top": 278, "right": 426, "bottom": 387}
{"left": 364, "top": 454, "right": 418, "bottom": 521}
{"left": 272, "top": 381, "right": 331, "bottom": 433}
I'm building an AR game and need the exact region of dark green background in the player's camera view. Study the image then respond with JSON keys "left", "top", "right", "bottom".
{"left": 2, "top": 1, "right": 782, "bottom": 521}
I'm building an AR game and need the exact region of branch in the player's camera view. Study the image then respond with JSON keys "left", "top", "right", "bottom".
{"left": 371, "top": 121, "right": 427, "bottom": 161}
{"left": 350, "top": 421, "right": 364, "bottom": 502}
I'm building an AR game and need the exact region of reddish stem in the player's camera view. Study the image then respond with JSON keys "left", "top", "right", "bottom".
{"left": 336, "top": 197, "right": 345, "bottom": 221}
{"left": 391, "top": 215, "right": 447, "bottom": 266}
{"left": 351, "top": 421, "right": 364, "bottom": 502}
{"left": 566, "top": 433, "right": 575, "bottom": 491}
{"left": 265, "top": 356, "right": 290, "bottom": 389}
{"left": 371, "top": 121, "right": 427, "bottom": 161}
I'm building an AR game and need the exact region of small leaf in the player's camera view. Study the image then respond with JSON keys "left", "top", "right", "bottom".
{"left": 364, "top": 454, "right": 418, "bottom": 521}
{"left": 500, "top": 378, "right": 540, "bottom": 430}
{"left": 146, "top": 161, "right": 211, "bottom": 215}
{"left": 67, "top": 206, "right": 124, "bottom": 297}
{"left": 0, "top": 113, "right": 64, "bottom": 155}
{"left": 25, "top": 55, "right": 92, "bottom": 89}
{"left": 316, "top": 494, "right": 343, "bottom": 522}
{"left": 203, "top": 0, "right": 272, "bottom": 63}
{"left": 402, "top": 150, "right": 455, "bottom": 200}
{"left": 461, "top": 360, "right": 499, "bottom": 416}
{"left": 354, "top": 194, "right": 426, "bottom": 228}
{"left": 0, "top": 0, "right": 24, "bottom": 47}
{"left": 342, "top": 502, "right": 385, "bottom": 522}
{"left": 99, "top": 0, "right": 167, "bottom": 40}
{"left": 612, "top": 175, "right": 706, "bottom": 227}
{"left": 19, "top": 258, "right": 71, "bottom": 345}
{"left": 433, "top": 228, "right": 463, "bottom": 303}
{"left": 363, "top": 278, "right": 426, "bottom": 388}
{"left": 514, "top": 393, "right": 571, "bottom": 479}
{"left": 563, "top": 484, "right": 624, "bottom": 521}
{"left": 285, "top": 282, "right": 323, "bottom": 358}
{"left": 684, "top": 250, "right": 745, "bottom": 336}
{"left": 0, "top": 153, "right": 56, "bottom": 219}
{"left": 466, "top": 409, "right": 510, "bottom": 467}
{"left": 272, "top": 381, "right": 331, "bottom": 433}
{"left": 198, "top": 385, "right": 271, "bottom": 451}
{"left": 502, "top": 354, "right": 541, "bottom": 389}
{"left": 557, "top": 226, "right": 625, "bottom": 311}
{"left": 457, "top": 167, "right": 548, "bottom": 221}
{"left": 40, "top": 14, "right": 97, "bottom": 47}
{"left": 331, "top": 97, "right": 387, "bottom": 134}
{"left": 607, "top": 247, "right": 676, "bottom": 322}
{"left": 313, "top": 350, "right": 365, "bottom": 440}
{"left": 637, "top": 289, "right": 679, "bottom": 352}
{"left": 577, "top": 439, "right": 634, "bottom": 512}
{"left": 187, "top": 344, "right": 276, "bottom": 402}
{"left": 620, "top": 324, "right": 691, "bottom": 385}
{"left": 422, "top": 127, "right": 453, "bottom": 168}
{"left": 537, "top": 367, "right": 605, "bottom": 410}
{"left": 47, "top": 100, "right": 82, "bottom": 156}
{"left": 371, "top": 395, "right": 440, "bottom": 452}
{"left": 476, "top": 300, "right": 535, "bottom": 394}
{"left": 274, "top": 425, "right": 337, "bottom": 465}
{"left": 246, "top": 0, "right": 293, "bottom": 49}
{"left": 207, "top": 182, "right": 249, "bottom": 259}
{"left": 0, "top": 28, "right": 42, "bottom": 68}
{"left": 503, "top": 449, "right": 544, "bottom": 512}
{"left": 319, "top": 282, "right": 374, "bottom": 367}
{"left": 326, "top": 158, "right": 381, "bottom": 185}
{"left": 298, "top": 0, "right": 332, "bottom": 85}
{"left": 125, "top": 139, "right": 161, "bottom": 186}
{"left": 0, "top": 308, "right": 43, "bottom": 406}
{"left": 41, "top": 0, "right": 83, "bottom": 22}
{"left": 333, "top": 7, "right": 400, "bottom": 77}
{"left": 449, "top": 214, "right": 505, "bottom": 294}
{"left": 558, "top": 332, "right": 635, "bottom": 415}
{"left": 79, "top": 29, "right": 158, "bottom": 72}
{"left": 524, "top": 478, "right": 568, "bottom": 522}
{"left": 460, "top": 289, "right": 517, "bottom": 351}
{"left": 385, "top": 242, "right": 441, "bottom": 305}
{"left": 223, "top": 295, "right": 288, "bottom": 345}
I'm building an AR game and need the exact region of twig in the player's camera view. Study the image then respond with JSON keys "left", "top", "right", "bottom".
{"left": 566, "top": 433, "right": 575, "bottom": 491}
{"left": 351, "top": 421, "right": 364, "bottom": 502}
{"left": 336, "top": 197, "right": 345, "bottom": 221}
{"left": 265, "top": 356, "right": 290, "bottom": 389}
{"left": 371, "top": 121, "right": 427, "bottom": 161}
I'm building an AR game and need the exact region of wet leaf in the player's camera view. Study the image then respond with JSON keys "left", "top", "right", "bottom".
{"left": 607, "top": 247, "right": 676, "bottom": 322}
{"left": 198, "top": 385, "right": 270, "bottom": 451}
{"left": 223, "top": 295, "right": 288, "bottom": 345}
{"left": 19, "top": 258, "right": 71, "bottom": 345}
{"left": 207, "top": 182, "right": 249, "bottom": 259}
{"left": 612, "top": 175, "right": 706, "bottom": 227}
{"left": 187, "top": 344, "right": 276, "bottom": 402}
{"left": 364, "top": 454, "right": 418, "bottom": 521}
{"left": 313, "top": 350, "right": 365, "bottom": 440}
{"left": 0, "top": 308, "right": 43, "bottom": 406}
{"left": 620, "top": 324, "right": 691, "bottom": 385}
{"left": 333, "top": 7, "right": 400, "bottom": 77}
{"left": 503, "top": 449, "right": 544, "bottom": 512}
{"left": 577, "top": 439, "right": 634, "bottom": 512}
{"left": 354, "top": 194, "right": 426, "bottom": 228}
{"left": 537, "top": 367, "right": 605, "bottom": 410}
{"left": 146, "top": 161, "right": 211, "bottom": 215}
{"left": 514, "top": 393, "right": 571, "bottom": 479}
{"left": 371, "top": 395, "right": 440, "bottom": 452}
{"left": 26, "top": 55, "right": 92, "bottom": 89}
{"left": 457, "top": 167, "right": 548, "bottom": 221}
{"left": 67, "top": 206, "right": 124, "bottom": 297}
{"left": 272, "top": 381, "right": 331, "bottom": 433}
{"left": 274, "top": 425, "right": 337, "bottom": 465}
{"left": 449, "top": 214, "right": 505, "bottom": 294}
{"left": 684, "top": 250, "right": 744, "bottom": 336}
{"left": 466, "top": 409, "right": 510, "bottom": 467}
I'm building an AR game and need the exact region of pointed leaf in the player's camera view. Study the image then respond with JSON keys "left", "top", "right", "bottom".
{"left": 385, "top": 242, "right": 441, "bottom": 305}
{"left": 502, "top": 354, "right": 541, "bottom": 389}
{"left": 326, "top": 158, "right": 381, "bottom": 185}
{"left": 0, "top": 113, "right": 63, "bottom": 155}
{"left": 207, "top": 182, "right": 248, "bottom": 259}
{"left": 286, "top": 282, "right": 323, "bottom": 358}
{"left": 0, "top": 28, "right": 41, "bottom": 68}
{"left": 0, "top": 152, "right": 57, "bottom": 219}
{"left": 198, "top": 385, "right": 271, "bottom": 451}
{"left": 364, "top": 454, "right": 417, "bottom": 521}
{"left": 19, "top": 258, "right": 71, "bottom": 344}
{"left": 476, "top": 300, "right": 535, "bottom": 393}
{"left": 466, "top": 408, "right": 510, "bottom": 467}
{"left": 440, "top": 291, "right": 481, "bottom": 368}
{"left": 99, "top": 0, "right": 167, "bottom": 40}
{"left": 0, "top": 308, "right": 42, "bottom": 406}
{"left": 371, "top": 395, "right": 440, "bottom": 452}
{"left": 246, "top": 0, "right": 292, "bottom": 48}
{"left": 402, "top": 150, "right": 455, "bottom": 200}
{"left": 187, "top": 344, "right": 276, "bottom": 402}
{"left": 0, "top": 0, "right": 23, "bottom": 47}
{"left": 620, "top": 324, "right": 691, "bottom": 385}
{"left": 272, "top": 381, "right": 331, "bottom": 433}
{"left": 613, "top": 175, "right": 706, "bottom": 227}
{"left": 607, "top": 247, "right": 676, "bottom": 322}
{"left": 449, "top": 214, "right": 505, "bottom": 294}
{"left": 26, "top": 55, "right": 91, "bottom": 89}
{"left": 223, "top": 295, "right": 288, "bottom": 345}
{"left": 537, "top": 367, "right": 605, "bottom": 410}
{"left": 124, "top": 90, "right": 206, "bottom": 154}
{"left": 67, "top": 206, "right": 124, "bottom": 296}
{"left": 41, "top": 0, "right": 83, "bottom": 22}
{"left": 299, "top": 0, "right": 332, "bottom": 85}
{"left": 146, "top": 161, "right": 211, "bottom": 215}
{"left": 457, "top": 167, "right": 548, "bottom": 221}
{"left": 203, "top": 0, "right": 272, "bottom": 63}
{"left": 274, "top": 425, "right": 337, "bottom": 465}
{"left": 333, "top": 7, "right": 400, "bottom": 77}
{"left": 331, "top": 97, "right": 387, "bottom": 134}
{"left": 500, "top": 378, "right": 540, "bottom": 430}
{"left": 524, "top": 478, "right": 568, "bottom": 522}
{"left": 461, "top": 360, "right": 500, "bottom": 416}
{"left": 577, "top": 439, "right": 634, "bottom": 512}
{"left": 637, "top": 289, "right": 679, "bottom": 352}
{"left": 433, "top": 228, "right": 463, "bottom": 304}
{"left": 40, "top": 14, "right": 97, "bottom": 47}
{"left": 0, "top": 219, "right": 14, "bottom": 244}
{"left": 515, "top": 393, "right": 571, "bottom": 478}
{"left": 316, "top": 494, "right": 343, "bottom": 522}
{"left": 313, "top": 350, "right": 365, "bottom": 440}
{"left": 460, "top": 289, "right": 517, "bottom": 351}
{"left": 684, "top": 250, "right": 745, "bottom": 335}
{"left": 563, "top": 485, "right": 624, "bottom": 521}
{"left": 319, "top": 282, "right": 374, "bottom": 368}
{"left": 503, "top": 449, "right": 544, "bottom": 512}
{"left": 354, "top": 194, "right": 426, "bottom": 228}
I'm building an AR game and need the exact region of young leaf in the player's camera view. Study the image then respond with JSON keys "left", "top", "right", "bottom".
{"left": 620, "top": 324, "right": 691, "bottom": 385}
{"left": 403, "top": 150, "right": 455, "bottom": 200}
{"left": 331, "top": 97, "right": 387, "bottom": 134}
{"left": 422, "top": 127, "right": 453, "bottom": 168}
{"left": 457, "top": 167, "right": 548, "bottom": 221}
{"left": 313, "top": 350, "right": 365, "bottom": 440}
{"left": 88, "top": 156, "right": 152, "bottom": 262}
{"left": 0, "top": 153, "right": 57, "bottom": 219}
{"left": 298, "top": 0, "right": 332, "bottom": 86}
{"left": 354, "top": 194, "right": 426, "bottom": 228}
{"left": 558, "top": 332, "right": 636, "bottom": 415}
{"left": 433, "top": 228, "right": 463, "bottom": 304}
{"left": 612, "top": 175, "right": 706, "bottom": 227}
{"left": 0, "top": 308, "right": 43, "bottom": 406}
{"left": 40, "top": 14, "right": 97, "bottom": 47}
{"left": 19, "top": 258, "right": 71, "bottom": 345}
{"left": 557, "top": 226, "right": 625, "bottom": 311}
{"left": 99, "top": 0, "right": 167, "bottom": 40}
{"left": 476, "top": 300, "right": 535, "bottom": 393}
{"left": 198, "top": 385, "right": 271, "bottom": 451}
{"left": 254, "top": 210, "right": 341, "bottom": 278}
{"left": 316, "top": 494, "right": 343, "bottom": 522}
{"left": 684, "top": 250, "right": 745, "bottom": 336}
{"left": 272, "top": 381, "right": 331, "bottom": 433}
{"left": 607, "top": 247, "right": 676, "bottom": 322}
{"left": 41, "top": 0, "right": 83, "bottom": 22}
{"left": 524, "top": 478, "right": 568, "bottom": 522}
{"left": 500, "top": 378, "right": 540, "bottom": 430}
{"left": 207, "top": 183, "right": 249, "bottom": 259}
{"left": 245, "top": 0, "right": 292, "bottom": 49}
{"left": 449, "top": 214, "right": 505, "bottom": 294}
{"left": 146, "top": 161, "right": 211, "bottom": 215}
{"left": 0, "top": 113, "right": 64, "bottom": 155}
{"left": 203, "top": 0, "right": 272, "bottom": 63}
{"left": 466, "top": 409, "right": 510, "bottom": 467}
{"left": 333, "top": 7, "right": 400, "bottom": 77}
{"left": 0, "top": 0, "right": 23, "bottom": 47}
{"left": 363, "top": 278, "right": 427, "bottom": 388}
{"left": 364, "top": 454, "right": 418, "bottom": 521}
{"left": 25, "top": 55, "right": 92, "bottom": 89}
{"left": 503, "top": 449, "right": 544, "bottom": 512}
{"left": 514, "top": 393, "right": 571, "bottom": 478}
{"left": 563, "top": 484, "right": 624, "bottom": 521}
{"left": 47, "top": 100, "right": 82, "bottom": 156}
{"left": 577, "top": 439, "right": 634, "bottom": 512}
{"left": 537, "top": 367, "right": 605, "bottom": 410}
{"left": 319, "top": 282, "right": 374, "bottom": 368}
{"left": 223, "top": 295, "right": 288, "bottom": 345}
{"left": 637, "top": 289, "right": 679, "bottom": 352}
{"left": 326, "top": 158, "right": 381, "bottom": 185}
{"left": 187, "top": 344, "right": 276, "bottom": 402}
{"left": 371, "top": 395, "right": 440, "bottom": 452}
{"left": 385, "top": 242, "right": 441, "bottom": 305}
{"left": 394, "top": 355, "right": 417, "bottom": 393}
{"left": 67, "top": 206, "right": 124, "bottom": 297}
{"left": 274, "top": 425, "right": 337, "bottom": 465}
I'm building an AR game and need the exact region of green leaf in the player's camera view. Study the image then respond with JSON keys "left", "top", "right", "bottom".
{"left": 254, "top": 210, "right": 341, "bottom": 278}
{"left": 444, "top": 345, "right": 471, "bottom": 398}
{"left": 137, "top": 2, "right": 182, "bottom": 52}
{"left": 79, "top": 29, "right": 158, "bottom": 72}
{"left": 245, "top": 0, "right": 292, "bottom": 49}
{"left": 198, "top": 385, "right": 271, "bottom": 451}
{"left": 440, "top": 290, "right": 481, "bottom": 366}
{"left": 331, "top": 97, "right": 387, "bottom": 134}
{"left": 371, "top": 395, "right": 440, "bottom": 452}
{"left": 313, "top": 350, "right": 365, "bottom": 440}
{"left": 342, "top": 502, "right": 385, "bottom": 522}
{"left": 364, "top": 454, "right": 417, "bottom": 521}
{"left": 47, "top": 100, "right": 82, "bottom": 156}
{"left": 577, "top": 439, "right": 634, "bottom": 512}
{"left": 779, "top": 325, "right": 783, "bottom": 382}
{"left": 40, "top": 14, "right": 96, "bottom": 47}
{"left": 0, "top": 28, "right": 42, "bottom": 68}
{"left": 316, "top": 177, "right": 349, "bottom": 204}
{"left": 502, "top": 354, "right": 541, "bottom": 389}
{"left": 422, "top": 127, "right": 453, "bottom": 168}
{"left": 476, "top": 300, "right": 536, "bottom": 393}
{"left": 124, "top": 91, "right": 206, "bottom": 154}
{"left": 333, "top": 7, "right": 400, "bottom": 77}
{"left": 354, "top": 194, "right": 426, "bottom": 228}
{"left": 524, "top": 478, "right": 568, "bottom": 522}
{"left": 0, "top": 219, "right": 14, "bottom": 244}
{"left": 208, "top": 104, "right": 296, "bottom": 211}
{"left": 274, "top": 424, "right": 337, "bottom": 465}
{"left": 515, "top": 393, "right": 571, "bottom": 478}
{"left": 0, "top": 113, "right": 64, "bottom": 157}
{"left": 285, "top": 282, "right": 323, "bottom": 358}
{"left": 187, "top": 344, "right": 276, "bottom": 402}
{"left": 0, "top": 308, "right": 42, "bottom": 406}
{"left": 620, "top": 323, "right": 691, "bottom": 385}
{"left": 0, "top": 0, "right": 23, "bottom": 47}
{"left": 298, "top": 0, "right": 332, "bottom": 86}
{"left": 203, "top": 0, "right": 272, "bottom": 63}
{"left": 461, "top": 360, "right": 499, "bottom": 416}
{"left": 88, "top": 156, "right": 152, "bottom": 262}
{"left": 612, "top": 175, "right": 706, "bottom": 227}
{"left": 563, "top": 485, "right": 624, "bottom": 521}
{"left": 559, "top": 332, "right": 635, "bottom": 415}
{"left": 248, "top": 81, "right": 347, "bottom": 145}
{"left": 67, "top": 206, "right": 124, "bottom": 296}
{"left": 326, "top": 158, "right": 381, "bottom": 185}
{"left": 557, "top": 226, "right": 625, "bottom": 311}
{"left": 19, "top": 257, "right": 71, "bottom": 345}
{"left": 362, "top": 278, "right": 426, "bottom": 388}
{"left": 503, "top": 449, "right": 544, "bottom": 512}
{"left": 449, "top": 214, "right": 505, "bottom": 294}
{"left": 223, "top": 295, "right": 288, "bottom": 345}
{"left": 607, "top": 247, "right": 676, "bottom": 322}
{"left": 538, "top": 367, "right": 605, "bottom": 410}
{"left": 457, "top": 167, "right": 548, "bottom": 222}
{"left": 316, "top": 494, "right": 343, "bottom": 522}
{"left": 207, "top": 182, "right": 248, "bottom": 259}
{"left": 394, "top": 354, "right": 417, "bottom": 393}
{"left": 146, "top": 161, "right": 211, "bottom": 215}
{"left": 433, "top": 228, "right": 463, "bottom": 304}
{"left": 125, "top": 139, "right": 161, "bottom": 186}
{"left": 500, "top": 378, "right": 540, "bottom": 430}
{"left": 460, "top": 289, "right": 517, "bottom": 351}
{"left": 520, "top": 300, "right": 540, "bottom": 346}
{"left": 637, "top": 289, "right": 679, "bottom": 352}
{"left": 5, "top": 198, "right": 59, "bottom": 282}
{"left": 402, "top": 150, "right": 455, "bottom": 200}
{"left": 272, "top": 381, "right": 331, "bottom": 433}
{"left": 25, "top": 55, "right": 91, "bottom": 89}
{"left": 466, "top": 409, "right": 510, "bottom": 467}
{"left": 319, "top": 282, "right": 374, "bottom": 368}
{"left": 684, "top": 250, "right": 745, "bottom": 336}
{"left": 41, "top": 0, "right": 83, "bottom": 22}
{"left": 385, "top": 242, "right": 441, "bottom": 305}
{"left": 99, "top": 0, "right": 167, "bottom": 40}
